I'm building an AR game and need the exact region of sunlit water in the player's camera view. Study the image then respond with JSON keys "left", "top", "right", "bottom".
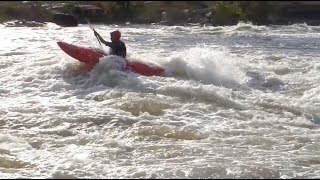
{"left": 1, "top": 22, "right": 320, "bottom": 178}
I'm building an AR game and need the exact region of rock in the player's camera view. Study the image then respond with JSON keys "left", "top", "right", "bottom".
{"left": 4, "top": 20, "right": 46, "bottom": 27}
{"left": 52, "top": 13, "right": 78, "bottom": 27}
{"left": 72, "top": 5, "right": 104, "bottom": 23}
{"left": 161, "top": 11, "right": 167, "bottom": 23}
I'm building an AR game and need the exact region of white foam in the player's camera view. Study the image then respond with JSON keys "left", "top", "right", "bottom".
{"left": 85, "top": 56, "right": 128, "bottom": 87}
{"left": 163, "top": 46, "right": 246, "bottom": 89}
{"left": 1, "top": 22, "right": 320, "bottom": 179}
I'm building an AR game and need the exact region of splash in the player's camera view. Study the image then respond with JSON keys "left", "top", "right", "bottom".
{"left": 163, "top": 46, "right": 246, "bottom": 89}
{"left": 84, "top": 56, "right": 129, "bottom": 87}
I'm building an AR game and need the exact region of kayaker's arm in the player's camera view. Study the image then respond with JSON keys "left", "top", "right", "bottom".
{"left": 94, "top": 30, "right": 113, "bottom": 47}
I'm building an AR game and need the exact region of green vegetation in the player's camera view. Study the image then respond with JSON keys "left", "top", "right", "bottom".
{"left": 0, "top": 13, "right": 11, "bottom": 23}
{"left": 206, "top": 1, "right": 279, "bottom": 25}
{"left": 0, "top": 1, "right": 53, "bottom": 22}
{"left": 208, "top": 2, "right": 242, "bottom": 25}
{"left": 0, "top": 1, "right": 307, "bottom": 25}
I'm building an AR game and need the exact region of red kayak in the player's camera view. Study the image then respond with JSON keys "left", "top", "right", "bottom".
{"left": 57, "top": 41, "right": 165, "bottom": 76}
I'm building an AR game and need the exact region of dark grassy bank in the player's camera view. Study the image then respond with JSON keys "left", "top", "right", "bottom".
{"left": 1, "top": 1, "right": 320, "bottom": 26}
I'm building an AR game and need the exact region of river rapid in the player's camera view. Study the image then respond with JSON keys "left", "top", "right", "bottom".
{"left": 1, "top": 22, "right": 320, "bottom": 178}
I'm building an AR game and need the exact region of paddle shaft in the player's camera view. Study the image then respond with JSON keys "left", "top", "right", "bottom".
{"left": 86, "top": 18, "right": 102, "bottom": 46}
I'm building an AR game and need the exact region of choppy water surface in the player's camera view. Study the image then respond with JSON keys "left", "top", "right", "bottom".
{"left": 1, "top": 22, "right": 320, "bottom": 178}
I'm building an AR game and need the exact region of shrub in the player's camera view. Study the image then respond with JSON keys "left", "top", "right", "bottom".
{"left": 208, "top": 1, "right": 241, "bottom": 25}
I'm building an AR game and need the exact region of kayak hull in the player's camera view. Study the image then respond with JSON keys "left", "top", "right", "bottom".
{"left": 57, "top": 41, "right": 165, "bottom": 76}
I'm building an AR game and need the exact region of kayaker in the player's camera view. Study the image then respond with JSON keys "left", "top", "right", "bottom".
{"left": 93, "top": 30, "right": 127, "bottom": 59}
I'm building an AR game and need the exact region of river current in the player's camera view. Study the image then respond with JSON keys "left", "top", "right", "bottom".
{"left": 0, "top": 22, "right": 320, "bottom": 178}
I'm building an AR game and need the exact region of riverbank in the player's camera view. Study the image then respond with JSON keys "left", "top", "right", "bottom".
{"left": 1, "top": 1, "right": 320, "bottom": 27}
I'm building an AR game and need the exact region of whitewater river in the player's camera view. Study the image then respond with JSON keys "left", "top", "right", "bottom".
{"left": 1, "top": 22, "right": 320, "bottom": 178}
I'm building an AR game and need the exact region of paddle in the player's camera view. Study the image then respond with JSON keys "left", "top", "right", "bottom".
{"left": 86, "top": 17, "right": 101, "bottom": 46}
